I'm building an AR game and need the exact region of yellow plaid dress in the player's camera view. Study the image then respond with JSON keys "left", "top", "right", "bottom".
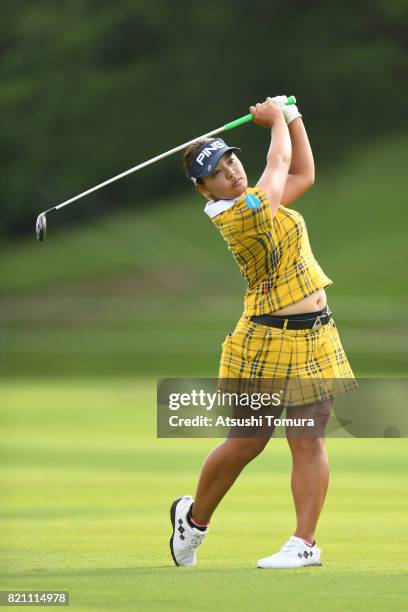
{"left": 205, "top": 186, "right": 357, "bottom": 406}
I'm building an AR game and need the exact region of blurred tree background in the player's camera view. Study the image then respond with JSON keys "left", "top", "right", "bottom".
{"left": 1, "top": 0, "right": 407, "bottom": 237}
{"left": 1, "top": 5, "right": 408, "bottom": 603}
{"left": 0, "top": 0, "right": 407, "bottom": 378}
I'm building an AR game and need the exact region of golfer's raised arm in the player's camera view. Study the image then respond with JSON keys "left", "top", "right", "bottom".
{"left": 251, "top": 98, "right": 292, "bottom": 217}
{"left": 281, "top": 117, "right": 315, "bottom": 207}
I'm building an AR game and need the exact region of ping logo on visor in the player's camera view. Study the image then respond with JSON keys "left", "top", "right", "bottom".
{"left": 196, "top": 140, "right": 224, "bottom": 167}
{"left": 188, "top": 138, "right": 241, "bottom": 181}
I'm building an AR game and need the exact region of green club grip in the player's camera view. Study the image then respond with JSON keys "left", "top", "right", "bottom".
{"left": 223, "top": 95, "right": 296, "bottom": 131}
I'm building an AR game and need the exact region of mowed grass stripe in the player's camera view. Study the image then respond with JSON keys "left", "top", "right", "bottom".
{"left": 1, "top": 379, "right": 408, "bottom": 610}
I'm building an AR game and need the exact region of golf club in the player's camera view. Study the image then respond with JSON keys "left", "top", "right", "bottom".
{"left": 35, "top": 95, "right": 296, "bottom": 241}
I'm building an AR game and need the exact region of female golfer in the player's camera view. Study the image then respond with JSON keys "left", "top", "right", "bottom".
{"left": 170, "top": 96, "right": 356, "bottom": 568}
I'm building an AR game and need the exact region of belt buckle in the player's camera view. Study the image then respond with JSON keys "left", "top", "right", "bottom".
{"left": 312, "top": 315, "right": 322, "bottom": 330}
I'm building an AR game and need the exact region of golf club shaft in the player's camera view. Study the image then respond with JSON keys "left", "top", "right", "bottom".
{"left": 52, "top": 127, "right": 223, "bottom": 212}
{"left": 52, "top": 95, "right": 296, "bottom": 213}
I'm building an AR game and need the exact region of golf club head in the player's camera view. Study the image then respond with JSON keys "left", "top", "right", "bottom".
{"left": 36, "top": 213, "right": 47, "bottom": 242}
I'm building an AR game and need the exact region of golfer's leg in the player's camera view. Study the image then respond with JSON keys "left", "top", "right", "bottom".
{"left": 285, "top": 399, "right": 332, "bottom": 543}
{"left": 191, "top": 436, "right": 270, "bottom": 525}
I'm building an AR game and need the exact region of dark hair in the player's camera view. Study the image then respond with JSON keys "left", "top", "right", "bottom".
{"left": 182, "top": 138, "right": 214, "bottom": 185}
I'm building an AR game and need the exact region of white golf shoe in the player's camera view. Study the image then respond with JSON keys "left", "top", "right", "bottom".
{"left": 257, "top": 536, "right": 322, "bottom": 569}
{"left": 169, "top": 496, "right": 208, "bottom": 567}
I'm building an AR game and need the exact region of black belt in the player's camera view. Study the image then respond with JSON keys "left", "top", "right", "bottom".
{"left": 250, "top": 306, "right": 332, "bottom": 330}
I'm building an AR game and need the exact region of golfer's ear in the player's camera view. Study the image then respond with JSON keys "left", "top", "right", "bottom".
{"left": 195, "top": 182, "right": 209, "bottom": 198}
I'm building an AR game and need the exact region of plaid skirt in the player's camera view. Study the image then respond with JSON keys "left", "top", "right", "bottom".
{"left": 218, "top": 309, "right": 358, "bottom": 407}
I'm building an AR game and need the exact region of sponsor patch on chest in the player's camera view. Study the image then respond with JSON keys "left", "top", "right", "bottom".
{"left": 244, "top": 193, "right": 260, "bottom": 209}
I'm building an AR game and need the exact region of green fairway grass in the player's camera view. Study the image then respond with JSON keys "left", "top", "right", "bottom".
{"left": 0, "top": 133, "right": 407, "bottom": 378}
{"left": 1, "top": 379, "right": 407, "bottom": 611}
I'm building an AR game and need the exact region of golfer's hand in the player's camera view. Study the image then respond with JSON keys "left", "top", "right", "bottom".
{"left": 271, "top": 95, "right": 302, "bottom": 125}
{"left": 249, "top": 97, "right": 284, "bottom": 129}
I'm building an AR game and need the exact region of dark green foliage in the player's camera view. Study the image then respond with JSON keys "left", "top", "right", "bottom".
{"left": 1, "top": 0, "right": 407, "bottom": 237}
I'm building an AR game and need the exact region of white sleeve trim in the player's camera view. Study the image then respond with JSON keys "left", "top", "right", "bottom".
{"left": 204, "top": 196, "right": 241, "bottom": 219}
